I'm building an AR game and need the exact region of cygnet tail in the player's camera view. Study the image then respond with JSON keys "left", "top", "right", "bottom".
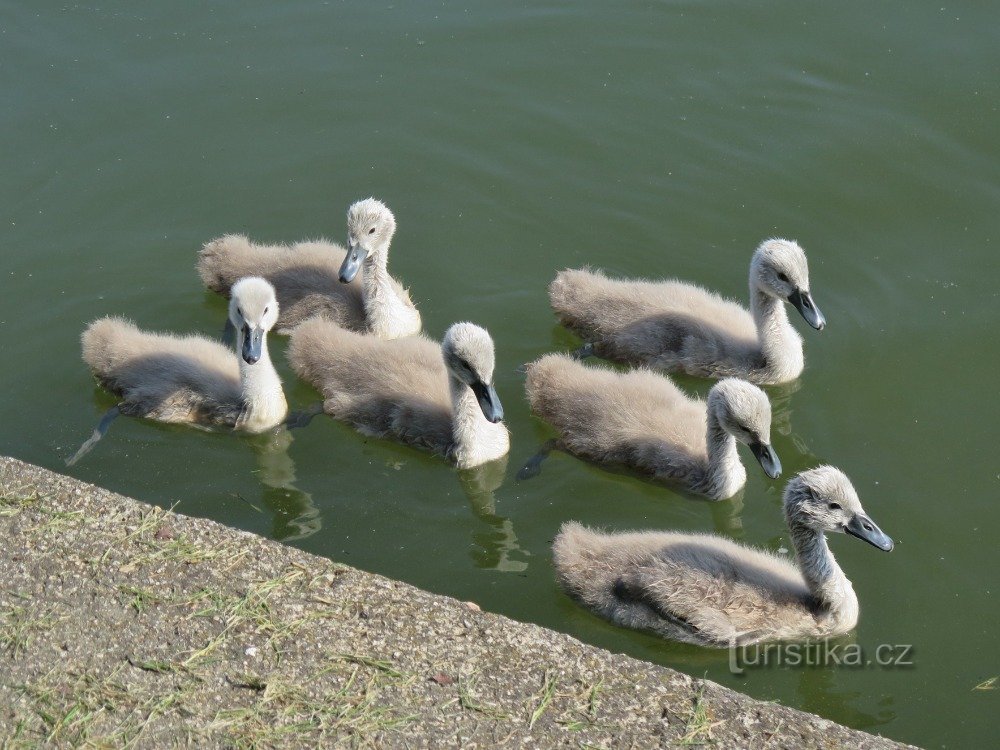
{"left": 81, "top": 317, "right": 141, "bottom": 383}
{"left": 548, "top": 268, "right": 602, "bottom": 324}
{"left": 524, "top": 352, "right": 578, "bottom": 417}
{"left": 552, "top": 521, "right": 608, "bottom": 600}
{"left": 197, "top": 234, "right": 255, "bottom": 294}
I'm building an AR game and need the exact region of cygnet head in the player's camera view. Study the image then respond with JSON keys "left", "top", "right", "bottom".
{"left": 707, "top": 378, "right": 781, "bottom": 479}
{"left": 784, "top": 466, "right": 893, "bottom": 551}
{"left": 442, "top": 322, "right": 504, "bottom": 424}
{"left": 229, "top": 277, "right": 279, "bottom": 365}
{"left": 340, "top": 198, "right": 397, "bottom": 283}
{"left": 750, "top": 238, "right": 825, "bottom": 330}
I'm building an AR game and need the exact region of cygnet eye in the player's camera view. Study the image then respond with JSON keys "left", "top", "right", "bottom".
{"left": 828, "top": 502, "right": 841, "bottom": 510}
{"left": 368, "top": 227, "right": 376, "bottom": 235}
{"left": 264, "top": 306, "right": 269, "bottom": 315}
{"left": 777, "top": 272, "right": 790, "bottom": 283}
{"left": 237, "top": 308, "right": 243, "bottom": 317}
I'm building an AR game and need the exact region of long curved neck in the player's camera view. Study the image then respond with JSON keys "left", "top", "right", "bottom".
{"left": 750, "top": 287, "right": 804, "bottom": 380}
{"left": 448, "top": 373, "right": 508, "bottom": 469}
{"left": 237, "top": 334, "right": 287, "bottom": 432}
{"left": 704, "top": 409, "right": 746, "bottom": 500}
{"left": 789, "top": 521, "right": 858, "bottom": 627}
{"left": 361, "top": 241, "right": 418, "bottom": 338}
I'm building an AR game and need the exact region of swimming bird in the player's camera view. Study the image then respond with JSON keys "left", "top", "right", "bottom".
{"left": 197, "top": 198, "right": 421, "bottom": 338}
{"left": 523, "top": 353, "right": 780, "bottom": 499}
{"left": 549, "top": 238, "right": 825, "bottom": 385}
{"left": 552, "top": 466, "right": 892, "bottom": 646}
{"left": 287, "top": 318, "right": 509, "bottom": 469}
{"left": 69, "top": 278, "right": 287, "bottom": 465}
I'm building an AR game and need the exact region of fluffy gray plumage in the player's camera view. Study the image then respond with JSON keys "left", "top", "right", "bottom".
{"left": 549, "top": 238, "right": 825, "bottom": 385}
{"left": 81, "top": 277, "right": 287, "bottom": 432}
{"left": 553, "top": 466, "right": 893, "bottom": 647}
{"left": 524, "top": 354, "right": 777, "bottom": 499}
{"left": 197, "top": 198, "right": 420, "bottom": 337}
{"left": 287, "top": 319, "right": 509, "bottom": 469}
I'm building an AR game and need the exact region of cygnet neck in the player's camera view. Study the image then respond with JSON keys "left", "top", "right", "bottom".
{"left": 750, "top": 286, "right": 804, "bottom": 380}
{"left": 361, "top": 237, "right": 418, "bottom": 338}
{"left": 448, "top": 371, "right": 508, "bottom": 469}
{"left": 704, "top": 405, "right": 746, "bottom": 500}
{"left": 237, "top": 331, "right": 287, "bottom": 432}
{"left": 787, "top": 518, "right": 858, "bottom": 628}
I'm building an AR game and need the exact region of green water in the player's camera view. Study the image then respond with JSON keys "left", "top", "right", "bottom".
{"left": 3, "top": 2, "right": 998, "bottom": 746}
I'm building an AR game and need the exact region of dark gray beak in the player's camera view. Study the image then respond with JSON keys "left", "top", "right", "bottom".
{"left": 470, "top": 381, "right": 504, "bottom": 423}
{"left": 339, "top": 244, "right": 365, "bottom": 283}
{"left": 788, "top": 289, "right": 826, "bottom": 330}
{"left": 845, "top": 513, "right": 893, "bottom": 551}
{"left": 748, "top": 440, "right": 782, "bottom": 479}
{"left": 241, "top": 324, "right": 263, "bottom": 365}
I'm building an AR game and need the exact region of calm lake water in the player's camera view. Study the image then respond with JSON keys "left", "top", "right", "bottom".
{"left": 3, "top": 2, "right": 998, "bottom": 747}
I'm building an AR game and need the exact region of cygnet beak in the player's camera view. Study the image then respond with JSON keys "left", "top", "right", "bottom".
{"left": 845, "top": 513, "right": 894, "bottom": 551}
{"left": 749, "top": 440, "right": 782, "bottom": 479}
{"left": 788, "top": 289, "right": 826, "bottom": 330}
{"left": 470, "top": 381, "right": 504, "bottom": 424}
{"left": 339, "top": 242, "right": 366, "bottom": 283}
{"left": 241, "top": 324, "right": 264, "bottom": 365}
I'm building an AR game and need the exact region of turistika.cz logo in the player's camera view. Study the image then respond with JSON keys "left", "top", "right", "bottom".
{"left": 728, "top": 642, "right": 914, "bottom": 675}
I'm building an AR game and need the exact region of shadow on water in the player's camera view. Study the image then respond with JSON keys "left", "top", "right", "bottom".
{"left": 458, "top": 456, "right": 530, "bottom": 573}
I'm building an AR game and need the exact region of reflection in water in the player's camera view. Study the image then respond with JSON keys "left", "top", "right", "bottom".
{"left": 795, "top": 645, "right": 897, "bottom": 731}
{"left": 458, "top": 456, "right": 530, "bottom": 573}
{"left": 708, "top": 490, "right": 746, "bottom": 538}
{"left": 252, "top": 429, "right": 322, "bottom": 542}
{"left": 767, "top": 379, "right": 813, "bottom": 457}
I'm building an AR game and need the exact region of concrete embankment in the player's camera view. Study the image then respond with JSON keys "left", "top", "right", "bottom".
{"left": 0, "top": 457, "right": 915, "bottom": 748}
